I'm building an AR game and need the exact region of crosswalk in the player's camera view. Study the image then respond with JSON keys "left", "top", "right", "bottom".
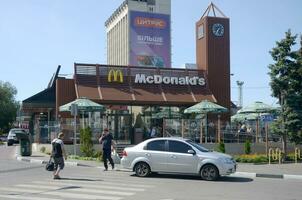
{"left": 0, "top": 174, "right": 155, "bottom": 200}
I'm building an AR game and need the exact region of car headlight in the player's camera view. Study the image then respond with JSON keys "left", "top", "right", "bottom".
{"left": 219, "top": 158, "right": 234, "bottom": 164}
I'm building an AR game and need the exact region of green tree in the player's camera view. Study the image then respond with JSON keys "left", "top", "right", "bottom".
{"left": 80, "top": 127, "right": 94, "bottom": 157}
{"left": 0, "top": 81, "right": 18, "bottom": 134}
{"left": 268, "top": 30, "right": 302, "bottom": 157}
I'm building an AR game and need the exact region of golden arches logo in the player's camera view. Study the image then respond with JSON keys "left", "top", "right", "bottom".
{"left": 108, "top": 69, "right": 123, "bottom": 83}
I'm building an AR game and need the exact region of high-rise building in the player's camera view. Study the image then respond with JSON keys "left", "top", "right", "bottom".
{"left": 105, "top": 0, "right": 171, "bottom": 68}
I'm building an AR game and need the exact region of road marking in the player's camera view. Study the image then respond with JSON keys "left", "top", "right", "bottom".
{"left": 49, "top": 179, "right": 154, "bottom": 188}
{"left": 17, "top": 184, "right": 134, "bottom": 196}
{"left": 0, "top": 187, "right": 122, "bottom": 200}
{"left": 33, "top": 181, "right": 146, "bottom": 191}
{"left": 0, "top": 194, "right": 61, "bottom": 200}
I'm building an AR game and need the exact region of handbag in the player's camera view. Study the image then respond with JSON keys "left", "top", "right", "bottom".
{"left": 45, "top": 157, "right": 54, "bottom": 171}
{"left": 111, "top": 150, "right": 121, "bottom": 164}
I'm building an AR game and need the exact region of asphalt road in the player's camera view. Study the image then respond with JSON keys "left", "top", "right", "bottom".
{"left": 0, "top": 144, "right": 301, "bottom": 200}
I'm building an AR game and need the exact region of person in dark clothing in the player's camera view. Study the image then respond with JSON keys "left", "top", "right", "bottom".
{"left": 51, "top": 132, "right": 67, "bottom": 179}
{"left": 99, "top": 128, "right": 115, "bottom": 171}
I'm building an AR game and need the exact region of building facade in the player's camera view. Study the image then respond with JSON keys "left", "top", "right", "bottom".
{"left": 106, "top": 0, "right": 171, "bottom": 68}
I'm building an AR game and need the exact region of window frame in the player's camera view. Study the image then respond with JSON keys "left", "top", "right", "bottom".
{"left": 145, "top": 139, "right": 167, "bottom": 152}
{"left": 167, "top": 140, "right": 193, "bottom": 154}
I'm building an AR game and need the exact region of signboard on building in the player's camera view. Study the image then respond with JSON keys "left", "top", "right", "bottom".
{"left": 102, "top": 66, "right": 206, "bottom": 87}
{"left": 130, "top": 11, "right": 171, "bottom": 68}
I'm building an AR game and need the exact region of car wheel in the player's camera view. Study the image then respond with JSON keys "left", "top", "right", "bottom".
{"left": 134, "top": 162, "right": 150, "bottom": 177}
{"left": 200, "top": 164, "right": 219, "bottom": 181}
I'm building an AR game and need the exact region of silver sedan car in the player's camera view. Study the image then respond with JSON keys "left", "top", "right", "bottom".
{"left": 121, "top": 137, "right": 236, "bottom": 181}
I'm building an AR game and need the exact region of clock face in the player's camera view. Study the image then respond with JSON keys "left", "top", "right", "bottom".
{"left": 212, "top": 23, "right": 224, "bottom": 37}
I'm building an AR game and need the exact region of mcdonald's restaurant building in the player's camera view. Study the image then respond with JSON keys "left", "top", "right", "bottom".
{"left": 21, "top": 61, "right": 230, "bottom": 145}
{"left": 21, "top": 7, "right": 232, "bottom": 145}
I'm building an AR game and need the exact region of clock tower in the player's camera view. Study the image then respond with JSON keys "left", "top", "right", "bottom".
{"left": 196, "top": 3, "right": 230, "bottom": 115}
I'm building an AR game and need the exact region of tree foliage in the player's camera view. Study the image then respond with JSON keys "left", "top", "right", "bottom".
{"left": 0, "top": 81, "right": 18, "bottom": 134}
{"left": 268, "top": 30, "right": 302, "bottom": 145}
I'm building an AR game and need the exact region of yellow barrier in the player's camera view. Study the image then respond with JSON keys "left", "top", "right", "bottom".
{"left": 295, "top": 148, "right": 301, "bottom": 164}
{"left": 268, "top": 148, "right": 282, "bottom": 164}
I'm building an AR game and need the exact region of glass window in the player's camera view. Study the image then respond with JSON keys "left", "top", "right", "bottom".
{"left": 146, "top": 140, "right": 166, "bottom": 151}
{"left": 168, "top": 140, "right": 192, "bottom": 154}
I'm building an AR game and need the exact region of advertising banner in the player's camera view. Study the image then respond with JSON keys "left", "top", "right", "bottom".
{"left": 130, "top": 11, "right": 171, "bottom": 68}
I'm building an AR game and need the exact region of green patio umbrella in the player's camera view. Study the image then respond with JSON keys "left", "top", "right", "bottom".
{"left": 59, "top": 97, "right": 104, "bottom": 112}
{"left": 238, "top": 101, "right": 276, "bottom": 114}
{"left": 184, "top": 100, "right": 228, "bottom": 143}
{"left": 231, "top": 113, "right": 258, "bottom": 123}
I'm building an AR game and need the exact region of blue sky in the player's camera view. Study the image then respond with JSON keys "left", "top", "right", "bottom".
{"left": 0, "top": 0, "right": 301, "bottom": 107}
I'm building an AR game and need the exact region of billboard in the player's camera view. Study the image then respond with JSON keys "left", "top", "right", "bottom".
{"left": 130, "top": 11, "right": 171, "bottom": 68}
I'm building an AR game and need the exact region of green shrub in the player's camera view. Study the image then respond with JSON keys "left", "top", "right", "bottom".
{"left": 217, "top": 141, "right": 225, "bottom": 153}
{"left": 40, "top": 146, "right": 46, "bottom": 153}
{"left": 80, "top": 127, "right": 94, "bottom": 157}
{"left": 244, "top": 140, "right": 251, "bottom": 154}
{"left": 234, "top": 154, "right": 268, "bottom": 163}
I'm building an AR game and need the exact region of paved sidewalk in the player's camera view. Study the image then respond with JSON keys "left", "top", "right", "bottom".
{"left": 16, "top": 150, "right": 302, "bottom": 180}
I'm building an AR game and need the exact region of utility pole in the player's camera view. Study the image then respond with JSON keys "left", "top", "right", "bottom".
{"left": 236, "top": 80, "right": 244, "bottom": 109}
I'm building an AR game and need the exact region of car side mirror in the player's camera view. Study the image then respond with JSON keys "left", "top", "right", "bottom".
{"left": 143, "top": 145, "right": 147, "bottom": 150}
{"left": 188, "top": 149, "right": 196, "bottom": 155}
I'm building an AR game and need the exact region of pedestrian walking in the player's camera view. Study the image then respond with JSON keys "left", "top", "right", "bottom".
{"left": 51, "top": 132, "right": 67, "bottom": 179}
{"left": 99, "top": 128, "right": 115, "bottom": 171}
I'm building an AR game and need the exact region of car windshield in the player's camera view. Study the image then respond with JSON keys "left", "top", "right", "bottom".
{"left": 186, "top": 140, "right": 209, "bottom": 152}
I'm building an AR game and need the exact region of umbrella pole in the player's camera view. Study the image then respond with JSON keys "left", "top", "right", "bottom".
{"left": 162, "top": 118, "right": 165, "bottom": 137}
{"left": 200, "top": 118, "right": 203, "bottom": 144}
{"left": 88, "top": 112, "right": 91, "bottom": 128}
{"left": 205, "top": 114, "right": 208, "bottom": 143}
{"left": 218, "top": 114, "right": 221, "bottom": 143}
{"left": 73, "top": 114, "right": 77, "bottom": 156}
{"left": 181, "top": 119, "right": 184, "bottom": 138}
{"left": 82, "top": 111, "right": 85, "bottom": 128}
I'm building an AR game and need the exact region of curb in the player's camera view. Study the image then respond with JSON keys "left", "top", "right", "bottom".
{"left": 283, "top": 174, "right": 302, "bottom": 180}
{"left": 232, "top": 171, "right": 302, "bottom": 180}
{"left": 16, "top": 156, "right": 79, "bottom": 167}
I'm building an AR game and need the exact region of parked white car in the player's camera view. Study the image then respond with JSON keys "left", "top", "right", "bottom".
{"left": 121, "top": 137, "right": 236, "bottom": 181}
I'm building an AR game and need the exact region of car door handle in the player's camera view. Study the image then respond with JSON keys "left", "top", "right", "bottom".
{"left": 170, "top": 155, "right": 177, "bottom": 159}
{"left": 145, "top": 153, "right": 151, "bottom": 157}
